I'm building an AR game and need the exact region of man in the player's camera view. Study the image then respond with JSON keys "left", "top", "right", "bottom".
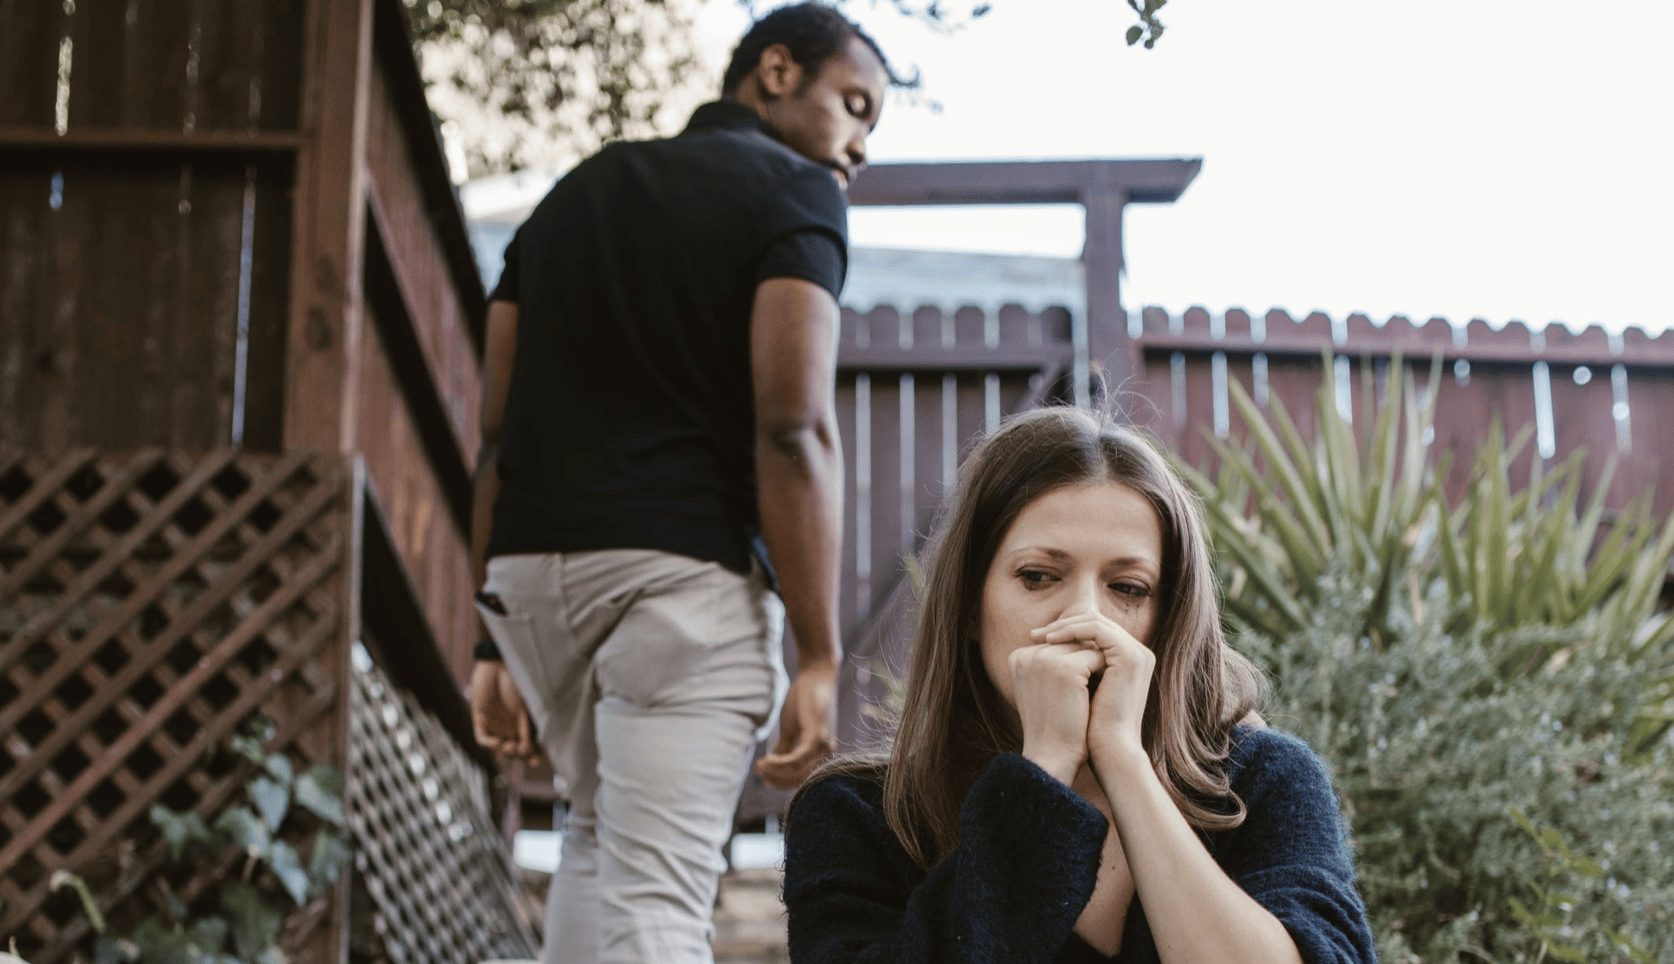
{"left": 467, "top": 5, "right": 892, "bottom": 962}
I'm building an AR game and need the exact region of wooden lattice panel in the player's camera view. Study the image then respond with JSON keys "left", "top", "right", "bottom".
{"left": 347, "top": 639, "right": 538, "bottom": 963}
{"left": 0, "top": 448, "right": 348, "bottom": 960}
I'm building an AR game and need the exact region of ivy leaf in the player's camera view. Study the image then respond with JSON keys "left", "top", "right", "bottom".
{"left": 214, "top": 805, "right": 272, "bottom": 859}
{"left": 228, "top": 716, "right": 276, "bottom": 766}
{"left": 221, "top": 881, "right": 283, "bottom": 960}
{"left": 295, "top": 764, "right": 345, "bottom": 826}
{"left": 228, "top": 733, "right": 267, "bottom": 765}
{"left": 262, "top": 752, "right": 294, "bottom": 785}
{"left": 189, "top": 915, "right": 229, "bottom": 953}
{"left": 266, "top": 840, "right": 310, "bottom": 906}
{"left": 249, "top": 776, "right": 290, "bottom": 833}
{"left": 149, "top": 805, "right": 210, "bottom": 863}
{"left": 307, "top": 830, "right": 355, "bottom": 895}
{"left": 130, "top": 918, "right": 195, "bottom": 963}
{"left": 1125, "top": 25, "right": 1144, "bottom": 46}
{"left": 92, "top": 934, "right": 137, "bottom": 964}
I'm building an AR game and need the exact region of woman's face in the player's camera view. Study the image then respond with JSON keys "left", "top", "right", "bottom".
{"left": 978, "top": 480, "right": 1165, "bottom": 712}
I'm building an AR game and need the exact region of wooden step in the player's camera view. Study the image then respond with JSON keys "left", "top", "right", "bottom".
{"left": 711, "top": 867, "right": 788, "bottom": 964}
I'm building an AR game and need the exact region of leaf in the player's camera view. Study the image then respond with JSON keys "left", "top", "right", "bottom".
{"left": 249, "top": 776, "right": 290, "bottom": 833}
{"left": 189, "top": 915, "right": 229, "bottom": 953}
{"left": 92, "top": 934, "right": 137, "bottom": 964}
{"left": 307, "top": 830, "right": 355, "bottom": 895}
{"left": 214, "top": 805, "right": 272, "bottom": 858}
{"left": 266, "top": 840, "right": 310, "bottom": 906}
{"left": 295, "top": 764, "right": 345, "bottom": 826}
{"left": 49, "top": 869, "right": 106, "bottom": 934}
{"left": 262, "top": 752, "right": 295, "bottom": 785}
{"left": 130, "top": 918, "right": 196, "bottom": 964}
{"left": 149, "top": 805, "right": 211, "bottom": 863}
{"left": 221, "top": 881, "right": 283, "bottom": 960}
{"left": 1125, "top": 24, "right": 1143, "bottom": 45}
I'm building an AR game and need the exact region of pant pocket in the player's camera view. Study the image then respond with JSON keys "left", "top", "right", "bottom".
{"left": 592, "top": 563, "right": 743, "bottom": 708}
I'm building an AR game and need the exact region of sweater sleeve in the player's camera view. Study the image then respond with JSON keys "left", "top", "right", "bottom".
{"left": 1220, "top": 730, "right": 1377, "bottom": 964}
{"left": 784, "top": 753, "right": 1108, "bottom": 964}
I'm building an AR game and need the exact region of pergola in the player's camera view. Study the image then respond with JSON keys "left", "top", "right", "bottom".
{"left": 849, "top": 158, "right": 1203, "bottom": 398}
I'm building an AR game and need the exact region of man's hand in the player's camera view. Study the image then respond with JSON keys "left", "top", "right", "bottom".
{"left": 755, "top": 660, "right": 839, "bottom": 789}
{"left": 469, "top": 661, "right": 541, "bottom": 764}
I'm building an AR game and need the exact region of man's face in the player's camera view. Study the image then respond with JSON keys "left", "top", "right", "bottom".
{"left": 760, "top": 36, "right": 888, "bottom": 188}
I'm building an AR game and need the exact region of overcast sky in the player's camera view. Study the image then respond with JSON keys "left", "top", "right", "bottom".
{"left": 693, "top": 0, "right": 1674, "bottom": 334}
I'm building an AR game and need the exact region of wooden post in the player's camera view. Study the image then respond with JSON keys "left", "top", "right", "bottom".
{"left": 1083, "top": 187, "right": 1128, "bottom": 396}
{"left": 283, "top": 0, "right": 374, "bottom": 455}
{"left": 281, "top": 2, "right": 372, "bottom": 958}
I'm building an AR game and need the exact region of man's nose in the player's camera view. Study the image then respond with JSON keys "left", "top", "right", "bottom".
{"left": 845, "top": 134, "right": 867, "bottom": 173}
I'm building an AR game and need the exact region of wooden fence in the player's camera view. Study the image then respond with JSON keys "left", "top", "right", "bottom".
{"left": 0, "top": 449, "right": 534, "bottom": 961}
{"left": 797, "top": 301, "right": 1674, "bottom": 765}
{"left": 0, "top": 0, "right": 529, "bottom": 957}
{"left": 1131, "top": 307, "right": 1674, "bottom": 520}
{"left": 0, "top": 0, "right": 482, "bottom": 675}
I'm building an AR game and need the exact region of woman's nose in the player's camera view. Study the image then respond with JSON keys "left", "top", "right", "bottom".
{"left": 1060, "top": 576, "right": 1102, "bottom": 618}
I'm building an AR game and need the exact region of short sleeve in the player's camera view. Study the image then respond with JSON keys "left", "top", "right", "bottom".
{"left": 754, "top": 164, "right": 849, "bottom": 298}
{"left": 489, "top": 227, "right": 522, "bottom": 304}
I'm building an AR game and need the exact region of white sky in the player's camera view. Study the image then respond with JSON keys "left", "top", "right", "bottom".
{"left": 692, "top": 0, "right": 1674, "bottom": 334}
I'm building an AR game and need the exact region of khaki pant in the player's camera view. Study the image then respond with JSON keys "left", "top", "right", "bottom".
{"left": 477, "top": 550, "right": 786, "bottom": 964}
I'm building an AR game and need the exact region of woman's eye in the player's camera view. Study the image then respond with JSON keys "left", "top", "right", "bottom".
{"left": 1017, "top": 569, "right": 1055, "bottom": 588}
{"left": 1110, "top": 582, "right": 1150, "bottom": 599}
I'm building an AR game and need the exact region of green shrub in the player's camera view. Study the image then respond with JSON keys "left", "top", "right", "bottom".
{"left": 1183, "top": 358, "right": 1674, "bottom": 962}
{"left": 51, "top": 718, "right": 351, "bottom": 964}
{"left": 1244, "top": 573, "right": 1673, "bottom": 961}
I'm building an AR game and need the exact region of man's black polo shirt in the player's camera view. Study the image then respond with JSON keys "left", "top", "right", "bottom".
{"left": 485, "top": 100, "right": 849, "bottom": 574}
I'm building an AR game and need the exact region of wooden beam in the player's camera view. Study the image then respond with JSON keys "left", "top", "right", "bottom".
{"left": 362, "top": 209, "right": 473, "bottom": 536}
{"left": 370, "top": 0, "right": 487, "bottom": 354}
{"left": 1136, "top": 333, "right": 1674, "bottom": 370}
{"left": 0, "top": 126, "right": 301, "bottom": 154}
{"left": 848, "top": 159, "right": 1200, "bottom": 207}
{"left": 837, "top": 344, "right": 1072, "bottom": 375}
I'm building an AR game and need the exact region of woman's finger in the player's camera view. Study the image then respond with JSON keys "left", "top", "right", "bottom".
{"left": 1032, "top": 615, "right": 1142, "bottom": 651}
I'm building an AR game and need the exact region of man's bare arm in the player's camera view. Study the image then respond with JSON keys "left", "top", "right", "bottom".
{"left": 750, "top": 277, "right": 844, "bottom": 788}
{"left": 468, "top": 299, "right": 536, "bottom": 761}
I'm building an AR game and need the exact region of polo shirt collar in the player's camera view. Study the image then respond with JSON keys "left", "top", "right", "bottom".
{"left": 682, "top": 100, "right": 769, "bottom": 136}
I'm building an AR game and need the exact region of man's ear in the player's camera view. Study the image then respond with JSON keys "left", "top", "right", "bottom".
{"left": 755, "top": 42, "right": 803, "bottom": 98}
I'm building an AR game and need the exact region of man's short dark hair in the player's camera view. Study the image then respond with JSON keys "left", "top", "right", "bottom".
{"left": 721, "top": 2, "right": 896, "bottom": 96}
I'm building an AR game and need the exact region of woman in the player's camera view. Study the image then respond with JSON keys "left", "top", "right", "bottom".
{"left": 784, "top": 407, "right": 1375, "bottom": 963}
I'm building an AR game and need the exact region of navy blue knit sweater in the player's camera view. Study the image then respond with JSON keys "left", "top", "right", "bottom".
{"left": 783, "top": 726, "right": 1375, "bottom": 963}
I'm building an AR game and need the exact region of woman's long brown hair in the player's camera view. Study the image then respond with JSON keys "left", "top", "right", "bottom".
{"left": 801, "top": 406, "right": 1265, "bottom": 868}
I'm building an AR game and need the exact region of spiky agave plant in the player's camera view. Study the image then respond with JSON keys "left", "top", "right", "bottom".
{"left": 1177, "top": 352, "right": 1674, "bottom": 752}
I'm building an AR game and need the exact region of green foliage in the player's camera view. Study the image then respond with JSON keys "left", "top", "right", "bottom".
{"left": 1244, "top": 574, "right": 1674, "bottom": 961}
{"left": 407, "top": 1, "right": 1164, "bottom": 177}
{"left": 1187, "top": 357, "right": 1674, "bottom": 961}
{"left": 1124, "top": 0, "right": 1166, "bottom": 48}
{"left": 406, "top": 0, "right": 702, "bottom": 176}
{"left": 58, "top": 719, "right": 352, "bottom": 964}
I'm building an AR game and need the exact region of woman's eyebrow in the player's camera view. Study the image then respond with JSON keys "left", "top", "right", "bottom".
{"left": 1005, "top": 546, "right": 1159, "bottom": 570}
{"left": 1005, "top": 546, "right": 1071, "bottom": 560}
